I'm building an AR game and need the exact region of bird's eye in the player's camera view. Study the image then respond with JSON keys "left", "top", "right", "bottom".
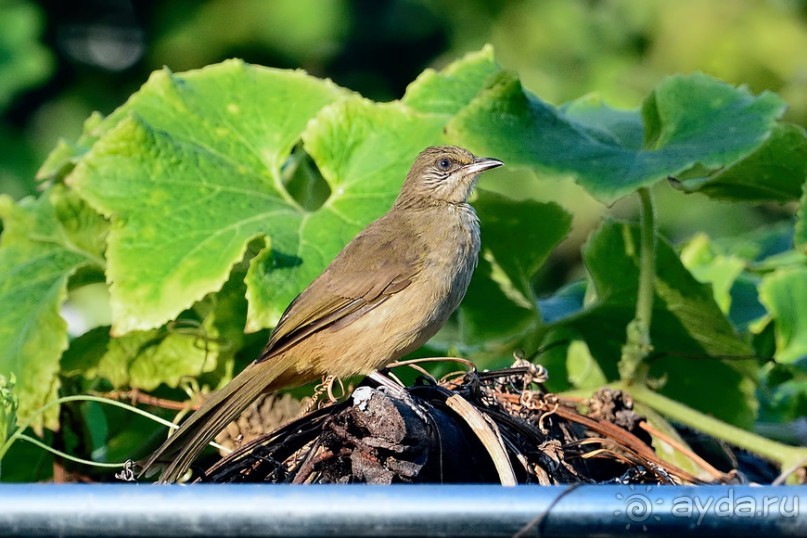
{"left": 437, "top": 158, "right": 451, "bottom": 171}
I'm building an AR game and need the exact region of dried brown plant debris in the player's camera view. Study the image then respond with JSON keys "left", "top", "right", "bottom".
{"left": 197, "top": 359, "right": 735, "bottom": 485}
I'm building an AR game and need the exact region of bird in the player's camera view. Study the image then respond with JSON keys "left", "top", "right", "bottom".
{"left": 137, "top": 145, "right": 503, "bottom": 482}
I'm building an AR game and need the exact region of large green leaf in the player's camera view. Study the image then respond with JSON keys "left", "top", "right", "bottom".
{"left": 446, "top": 72, "right": 785, "bottom": 204}
{"left": 550, "top": 221, "right": 757, "bottom": 427}
{"left": 671, "top": 123, "right": 807, "bottom": 202}
{"left": 69, "top": 60, "right": 349, "bottom": 335}
{"left": 0, "top": 186, "right": 106, "bottom": 431}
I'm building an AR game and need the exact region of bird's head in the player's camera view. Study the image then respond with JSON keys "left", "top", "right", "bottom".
{"left": 395, "top": 146, "right": 503, "bottom": 208}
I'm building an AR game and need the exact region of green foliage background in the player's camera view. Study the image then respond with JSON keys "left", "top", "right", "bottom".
{"left": 1, "top": 0, "right": 806, "bottom": 481}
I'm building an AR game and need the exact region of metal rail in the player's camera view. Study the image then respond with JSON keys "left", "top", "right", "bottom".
{"left": 0, "top": 484, "right": 804, "bottom": 537}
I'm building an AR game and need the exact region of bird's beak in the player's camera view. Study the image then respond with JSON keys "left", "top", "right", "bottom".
{"left": 463, "top": 157, "right": 504, "bottom": 175}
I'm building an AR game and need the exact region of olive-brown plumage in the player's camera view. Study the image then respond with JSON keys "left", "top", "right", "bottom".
{"left": 137, "top": 145, "right": 503, "bottom": 482}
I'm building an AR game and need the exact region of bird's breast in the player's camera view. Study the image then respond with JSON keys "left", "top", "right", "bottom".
{"left": 409, "top": 203, "right": 480, "bottom": 330}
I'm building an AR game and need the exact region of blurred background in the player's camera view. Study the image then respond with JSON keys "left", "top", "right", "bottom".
{"left": 2, "top": 0, "right": 807, "bottom": 285}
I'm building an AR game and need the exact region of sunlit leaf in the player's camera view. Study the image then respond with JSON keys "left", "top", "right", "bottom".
{"left": 0, "top": 186, "right": 106, "bottom": 431}
{"left": 69, "top": 61, "right": 349, "bottom": 334}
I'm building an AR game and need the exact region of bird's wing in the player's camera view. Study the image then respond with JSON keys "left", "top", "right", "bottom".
{"left": 257, "top": 217, "right": 422, "bottom": 362}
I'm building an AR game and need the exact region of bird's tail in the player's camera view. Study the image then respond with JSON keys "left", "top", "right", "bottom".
{"left": 136, "top": 358, "right": 289, "bottom": 483}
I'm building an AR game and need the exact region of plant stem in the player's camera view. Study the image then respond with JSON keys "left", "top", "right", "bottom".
{"left": 621, "top": 382, "right": 807, "bottom": 474}
{"left": 0, "top": 394, "right": 229, "bottom": 465}
{"left": 16, "top": 434, "right": 124, "bottom": 468}
{"left": 635, "top": 187, "right": 657, "bottom": 340}
{"left": 619, "top": 187, "right": 657, "bottom": 383}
